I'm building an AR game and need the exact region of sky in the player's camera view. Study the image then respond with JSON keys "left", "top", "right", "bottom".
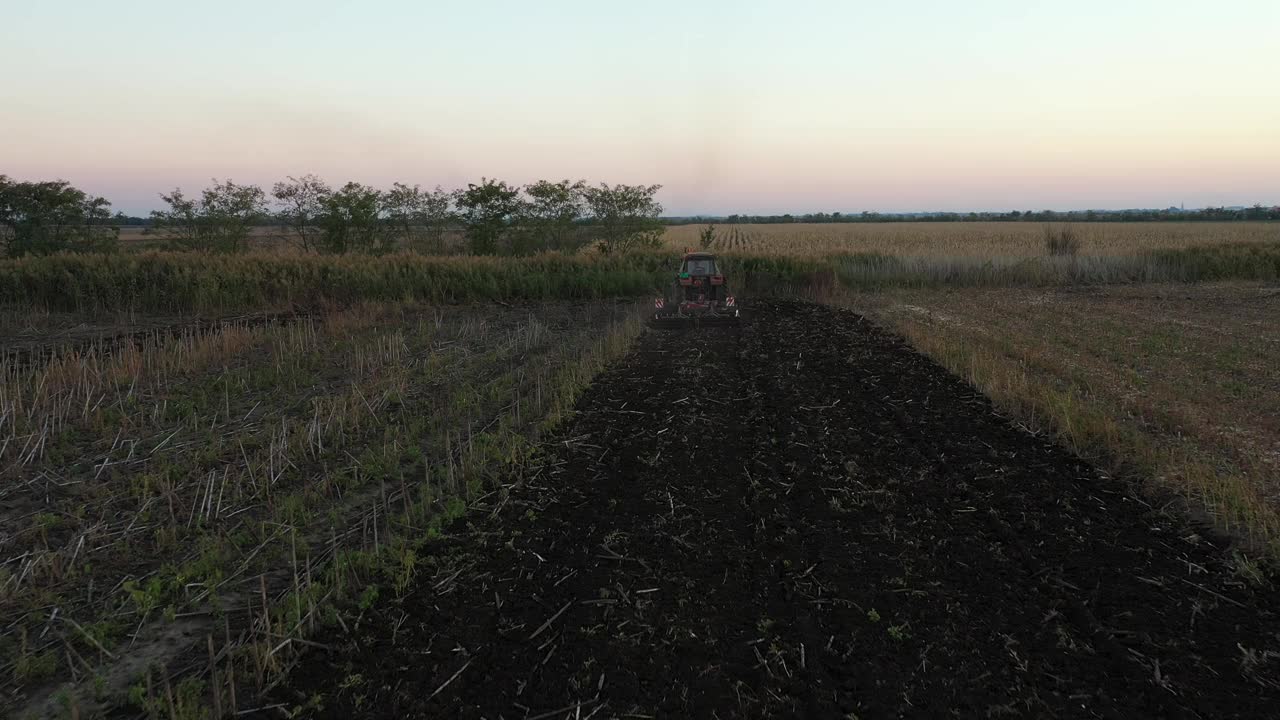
{"left": 2, "top": 0, "right": 1277, "bottom": 215}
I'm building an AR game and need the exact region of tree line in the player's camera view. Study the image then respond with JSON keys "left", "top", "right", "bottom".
{"left": 0, "top": 177, "right": 118, "bottom": 256}
{"left": 7, "top": 174, "right": 1276, "bottom": 258}
{"left": 679, "top": 206, "right": 1280, "bottom": 224}
{"left": 0, "top": 175, "right": 665, "bottom": 257}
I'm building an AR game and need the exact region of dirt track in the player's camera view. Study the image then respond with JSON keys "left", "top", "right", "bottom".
{"left": 263, "top": 300, "right": 1279, "bottom": 719}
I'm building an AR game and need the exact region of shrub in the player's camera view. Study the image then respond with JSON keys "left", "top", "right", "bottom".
{"left": 1044, "top": 224, "right": 1082, "bottom": 256}
{"left": 699, "top": 224, "right": 717, "bottom": 249}
{"left": 0, "top": 176, "right": 118, "bottom": 256}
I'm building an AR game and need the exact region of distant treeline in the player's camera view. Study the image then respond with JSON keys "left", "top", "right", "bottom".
{"left": 7, "top": 173, "right": 1278, "bottom": 260}
{"left": 1, "top": 175, "right": 664, "bottom": 257}
{"left": 668, "top": 206, "right": 1280, "bottom": 224}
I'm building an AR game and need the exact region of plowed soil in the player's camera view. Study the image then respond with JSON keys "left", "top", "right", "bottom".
{"left": 262, "top": 299, "right": 1279, "bottom": 719}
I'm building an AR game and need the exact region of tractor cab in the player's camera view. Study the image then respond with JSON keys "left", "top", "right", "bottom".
{"left": 677, "top": 252, "right": 726, "bottom": 290}
{"left": 681, "top": 253, "right": 719, "bottom": 278}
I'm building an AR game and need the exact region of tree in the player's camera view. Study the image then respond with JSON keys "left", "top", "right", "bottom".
{"left": 320, "top": 182, "right": 385, "bottom": 253}
{"left": 582, "top": 183, "right": 664, "bottom": 254}
{"left": 382, "top": 182, "right": 429, "bottom": 248}
{"left": 203, "top": 180, "right": 267, "bottom": 252}
{"left": 111, "top": 211, "right": 148, "bottom": 227}
{"left": 152, "top": 179, "right": 267, "bottom": 252}
{"left": 152, "top": 189, "right": 201, "bottom": 247}
{"left": 0, "top": 175, "right": 117, "bottom": 256}
{"left": 517, "top": 179, "right": 586, "bottom": 254}
{"left": 454, "top": 178, "right": 524, "bottom": 255}
{"left": 419, "top": 186, "right": 452, "bottom": 253}
{"left": 272, "top": 175, "right": 331, "bottom": 251}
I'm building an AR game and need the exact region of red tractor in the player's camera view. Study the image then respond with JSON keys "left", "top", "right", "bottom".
{"left": 652, "top": 251, "right": 740, "bottom": 327}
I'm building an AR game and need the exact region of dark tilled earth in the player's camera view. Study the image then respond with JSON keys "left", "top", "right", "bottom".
{"left": 260, "top": 300, "right": 1280, "bottom": 719}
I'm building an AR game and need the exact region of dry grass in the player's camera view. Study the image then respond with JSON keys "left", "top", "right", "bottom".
{"left": 121, "top": 221, "right": 1280, "bottom": 259}
{"left": 665, "top": 221, "right": 1280, "bottom": 257}
{"left": 843, "top": 282, "right": 1280, "bottom": 561}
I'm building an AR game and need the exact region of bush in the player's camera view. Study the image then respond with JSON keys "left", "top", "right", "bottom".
{"left": 699, "top": 224, "right": 717, "bottom": 249}
{"left": 0, "top": 176, "right": 118, "bottom": 257}
{"left": 1044, "top": 225, "right": 1082, "bottom": 256}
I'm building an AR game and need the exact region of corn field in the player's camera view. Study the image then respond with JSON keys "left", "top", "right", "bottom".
{"left": 663, "top": 221, "right": 1280, "bottom": 257}
{"left": 0, "top": 223, "right": 1276, "bottom": 316}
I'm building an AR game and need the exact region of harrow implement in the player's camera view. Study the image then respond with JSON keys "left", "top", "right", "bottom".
{"left": 650, "top": 251, "right": 741, "bottom": 329}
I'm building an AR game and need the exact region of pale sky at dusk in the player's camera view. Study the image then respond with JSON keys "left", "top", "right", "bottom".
{"left": 2, "top": 0, "right": 1277, "bottom": 215}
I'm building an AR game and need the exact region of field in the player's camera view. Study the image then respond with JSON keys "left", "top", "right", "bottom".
{"left": 663, "top": 221, "right": 1280, "bottom": 256}
{"left": 849, "top": 283, "right": 1280, "bottom": 557}
{"left": 1, "top": 222, "right": 1277, "bottom": 717}
{"left": 0, "top": 300, "right": 643, "bottom": 717}
{"left": 119, "top": 221, "right": 1280, "bottom": 258}
{"left": 253, "top": 302, "right": 1279, "bottom": 718}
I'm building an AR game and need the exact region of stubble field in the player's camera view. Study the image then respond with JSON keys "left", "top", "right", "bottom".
{"left": 1, "top": 221, "right": 1277, "bottom": 717}
{"left": 849, "top": 283, "right": 1280, "bottom": 558}
{"left": 1, "top": 300, "right": 643, "bottom": 717}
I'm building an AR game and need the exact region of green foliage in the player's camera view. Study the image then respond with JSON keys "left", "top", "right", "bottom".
{"left": 34, "top": 511, "right": 63, "bottom": 533}
{"left": 171, "top": 676, "right": 210, "bottom": 720}
{"left": 583, "top": 182, "right": 664, "bottom": 254}
{"left": 417, "top": 185, "right": 453, "bottom": 253}
{"left": 443, "top": 495, "right": 467, "bottom": 521}
{"left": 699, "top": 223, "right": 717, "bottom": 249}
{"left": 454, "top": 178, "right": 524, "bottom": 255}
{"left": 1143, "top": 242, "right": 1280, "bottom": 282}
{"left": 275, "top": 177, "right": 453, "bottom": 254}
{"left": 515, "top": 179, "right": 587, "bottom": 255}
{"left": 381, "top": 182, "right": 429, "bottom": 248}
{"left": 151, "top": 179, "right": 268, "bottom": 252}
{"left": 0, "top": 175, "right": 118, "bottom": 256}
{"left": 321, "top": 182, "right": 387, "bottom": 254}
{"left": 124, "top": 573, "right": 181, "bottom": 615}
{"left": 13, "top": 649, "right": 58, "bottom": 683}
{"left": 8, "top": 234, "right": 1269, "bottom": 316}
{"left": 0, "top": 250, "right": 675, "bottom": 312}
{"left": 834, "top": 242, "right": 1280, "bottom": 289}
{"left": 272, "top": 174, "right": 331, "bottom": 251}
{"left": 393, "top": 549, "right": 418, "bottom": 597}
{"left": 1044, "top": 224, "right": 1082, "bottom": 256}
{"left": 379, "top": 182, "right": 452, "bottom": 252}
{"left": 1233, "top": 552, "right": 1270, "bottom": 588}
{"left": 127, "top": 680, "right": 149, "bottom": 709}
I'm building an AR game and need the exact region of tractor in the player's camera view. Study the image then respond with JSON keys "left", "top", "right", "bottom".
{"left": 652, "top": 251, "right": 740, "bottom": 328}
